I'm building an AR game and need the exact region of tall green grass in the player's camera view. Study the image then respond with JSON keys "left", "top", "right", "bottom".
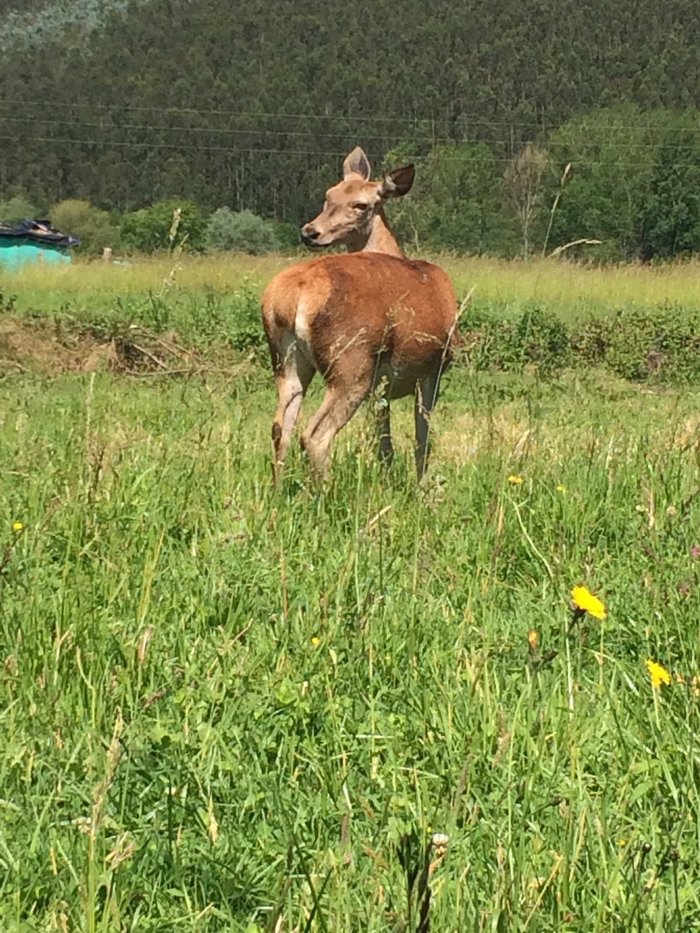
{"left": 2, "top": 253, "right": 699, "bottom": 319}
{"left": 1, "top": 365, "right": 699, "bottom": 930}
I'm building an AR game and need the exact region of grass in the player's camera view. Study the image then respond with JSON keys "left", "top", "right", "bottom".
{"left": 1, "top": 351, "right": 700, "bottom": 930}
{"left": 2, "top": 252, "right": 699, "bottom": 323}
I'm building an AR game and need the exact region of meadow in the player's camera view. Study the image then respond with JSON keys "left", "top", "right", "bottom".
{"left": 1, "top": 255, "right": 699, "bottom": 931}
{"left": 3, "top": 253, "right": 700, "bottom": 323}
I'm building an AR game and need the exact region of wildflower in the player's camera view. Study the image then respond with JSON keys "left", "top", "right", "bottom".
{"left": 556, "top": 484, "right": 567, "bottom": 493}
{"left": 646, "top": 659, "right": 672, "bottom": 690}
{"left": 507, "top": 474, "right": 524, "bottom": 485}
{"left": 310, "top": 636, "right": 320, "bottom": 647}
{"left": 12, "top": 521, "right": 23, "bottom": 532}
{"left": 571, "top": 585, "right": 606, "bottom": 620}
{"left": 527, "top": 629, "right": 539, "bottom": 652}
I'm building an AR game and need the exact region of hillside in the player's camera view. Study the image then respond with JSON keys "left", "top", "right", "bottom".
{"left": 0, "top": 0, "right": 698, "bottom": 235}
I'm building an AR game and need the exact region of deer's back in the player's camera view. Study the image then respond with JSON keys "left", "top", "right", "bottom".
{"left": 262, "top": 253, "right": 457, "bottom": 389}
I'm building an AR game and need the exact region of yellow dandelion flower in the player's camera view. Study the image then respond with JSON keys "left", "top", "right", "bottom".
{"left": 310, "top": 636, "right": 320, "bottom": 647}
{"left": 508, "top": 474, "right": 524, "bottom": 485}
{"left": 527, "top": 629, "right": 539, "bottom": 651}
{"left": 12, "top": 521, "right": 23, "bottom": 532}
{"left": 556, "top": 484, "right": 567, "bottom": 493}
{"left": 646, "top": 659, "right": 672, "bottom": 690}
{"left": 571, "top": 585, "right": 606, "bottom": 620}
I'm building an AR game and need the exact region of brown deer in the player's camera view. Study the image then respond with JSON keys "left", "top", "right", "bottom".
{"left": 262, "top": 146, "right": 458, "bottom": 482}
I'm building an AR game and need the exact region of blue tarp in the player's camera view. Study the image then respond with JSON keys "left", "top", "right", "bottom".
{"left": 0, "top": 219, "right": 80, "bottom": 269}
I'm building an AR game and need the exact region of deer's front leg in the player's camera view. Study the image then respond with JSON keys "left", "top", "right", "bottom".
{"left": 376, "top": 397, "right": 394, "bottom": 467}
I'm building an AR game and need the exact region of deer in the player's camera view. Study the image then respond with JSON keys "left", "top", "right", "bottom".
{"left": 261, "top": 146, "right": 458, "bottom": 482}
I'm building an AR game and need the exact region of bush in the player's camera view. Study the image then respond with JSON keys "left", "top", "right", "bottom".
{"left": 0, "top": 194, "right": 41, "bottom": 224}
{"left": 460, "top": 302, "right": 700, "bottom": 383}
{"left": 575, "top": 306, "right": 700, "bottom": 383}
{"left": 50, "top": 199, "right": 119, "bottom": 254}
{"left": 205, "top": 208, "right": 279, "bottom": 254}
{"left": 120, "top": 199, "right": 205, "bottom": 253}
{"left": 270, "top": 220, "right": 301, "bottom": 252}
{"left": 460, "top": 305, "right": 570, "bottom": 376}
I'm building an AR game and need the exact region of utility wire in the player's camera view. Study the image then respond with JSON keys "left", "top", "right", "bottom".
{"left": 1, "top": 99, "right": 699, "bottom": 134}
{"left": 0, "top": 132, "right": 696, "bottom": 170}
{"left": 0, "top": 115, "right": 698, "bottom": 151}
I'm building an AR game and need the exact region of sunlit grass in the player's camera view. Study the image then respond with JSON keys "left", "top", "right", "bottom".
{"left": 3, "top": 252, "right": 699, "bottom": 318}
{"left": 1, "top": 363, "right": 699, "bottom": 930}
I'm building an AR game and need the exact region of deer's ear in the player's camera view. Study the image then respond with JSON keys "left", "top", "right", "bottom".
{"left": 379, "top": 164, "right": 415, "bottom": 198}
{"left": 343, "top": 146, "right": 372, "bottom": 181}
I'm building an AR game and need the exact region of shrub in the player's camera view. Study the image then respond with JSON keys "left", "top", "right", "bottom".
{"left": 121, "top": 199, "right": 205, "bottom": 253}
{"left": 513, "top": 306, "right": 570, "bottom": 375}
{"left": 588, "top": 306, "right": 700, "bottom": 383}
{"left": 0, "top": 194, "right": 41, "bottom": 224}
{"left": 50, "top": 199, "right": 119, "bottom": 254}
{"left": 460, "top": 304, "right": 570, "bottom": 376}
{"left": 205, "top": 208, "right": 279, "bottom": 254}
{"left": 226, "top": 285, "right": 268, "bottom": 352}
{"left": 270, "top": 220, "right": 301, "bottom": 252}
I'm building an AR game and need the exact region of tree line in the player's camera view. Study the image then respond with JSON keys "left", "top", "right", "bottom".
{"left": 0, "top": 0, "right": 698, "bottom": 259}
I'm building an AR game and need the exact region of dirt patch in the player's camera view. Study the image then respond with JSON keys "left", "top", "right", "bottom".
{"left": 0, "top": 318, "right": 200, "bottom": 377}
{"left": 0, "top": 318, "right": 119, "bottom": 375}
{"left": 0, "top": 316, "right": 258, "bottom": 379}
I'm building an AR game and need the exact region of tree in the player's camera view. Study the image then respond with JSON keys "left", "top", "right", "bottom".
{"left": 641, "top": 111, "right": 700, "bottom": 259}
{"left": 545, "top": 107, "right": 658, "bottom": 260}
{"left": 546, "top": 107, "right": 700, "bottom": 261}
{"left": 407, "top": 143, "right": 515, "bottom": 254}
{"left": 0, "top": 195, "right": 41, "bottom": 224}
{"left": 504, "top": 144, "right": 549, "bottom": 259}
{"left": 205, "top": 208, "right": 279, "bottom": 254}
{"left": 50, "top": 199, "right": 119, "bottom": 254}
{"left": 120, "top": 199, "right": 205, "bottom": 253}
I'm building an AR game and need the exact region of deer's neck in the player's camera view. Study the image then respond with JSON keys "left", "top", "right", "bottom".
{"left": 348, "top": 210, "right": 404, "bottom": 258}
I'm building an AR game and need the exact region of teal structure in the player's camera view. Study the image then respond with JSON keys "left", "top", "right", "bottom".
{"left": 0, "top": 219, "right": 78, "bottom": 270}
{"left": 0, "top": 240, "right": 72, "bottom": 270}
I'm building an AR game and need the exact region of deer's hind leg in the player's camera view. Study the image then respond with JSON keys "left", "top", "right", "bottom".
{"left": 270, "top": 339, "right": 315, "bottom": 483}
{"left": 301, "top": 376, "right": 372, "bottom": 477}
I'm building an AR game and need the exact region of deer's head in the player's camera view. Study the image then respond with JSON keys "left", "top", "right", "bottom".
{"left": 301, "top": 146, "right": 414, "bottom": 252}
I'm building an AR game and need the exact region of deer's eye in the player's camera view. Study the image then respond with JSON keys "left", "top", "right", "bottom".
{"left": 351, "top": 202, "right": 370, "bottom": 211}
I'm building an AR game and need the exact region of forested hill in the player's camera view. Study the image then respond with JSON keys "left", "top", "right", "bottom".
{"left": 0, "top": 0, "right": 699, "bottom": 257}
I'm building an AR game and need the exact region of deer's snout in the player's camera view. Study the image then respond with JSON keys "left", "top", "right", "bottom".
{"left": 301, "top": 223, "right": 323, "bottom": 247}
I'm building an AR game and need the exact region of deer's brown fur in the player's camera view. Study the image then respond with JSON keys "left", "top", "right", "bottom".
{"left": 261, "top": 147, "right": 458, "bottom": 480}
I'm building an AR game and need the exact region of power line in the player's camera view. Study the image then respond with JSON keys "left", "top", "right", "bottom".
{"left": 0, "top": 114, "right": 697, "bottom": 151}
{"left": 0, "top": 132, "right": 697, "bottom": 170}
{"left": 0, "top": 115, "right": 455, "bottom": 146}
{"left": 1, "top": 98, "right": 699, "bottom": 134}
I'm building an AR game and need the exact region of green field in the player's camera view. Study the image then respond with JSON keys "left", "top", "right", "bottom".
{"left": 3, "top": 254, "right": 700, "bottom": 322}
{"left": 1, "top": 257, "right": 700, "bottom": 931}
